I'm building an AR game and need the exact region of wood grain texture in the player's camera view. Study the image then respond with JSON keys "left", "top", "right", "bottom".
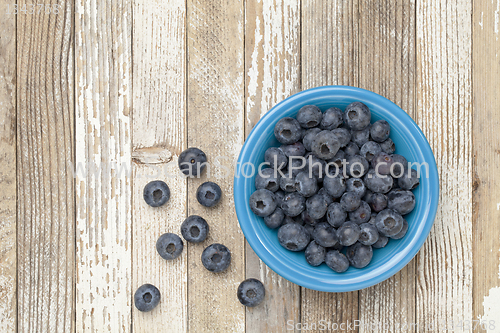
{"left": 300, "top": 1, "right": 359, "bottom": 331}
{"left": 358, "top": 0, "right": 416, "bottom": 331}
{"left": 186, "top": 0, "right": 246, "bottom": 331}
{"left": 17, "top": 0, "right": 75, "bottom": 332}
{"left": 0, "top": 1, "right": 16, "bottom": 331}
{"left": 472, "top": 0, "right": 500, "bottom": 328}
{"left": 244, "top": 0, "right": 301, "bottom": 332}
{"left": 132, "top": 0, "right": 187, "bottom": 332}
{"left": 75, "top": 0, "right": 132, "bottom": 331}
{"left": 416, "top": 0, "right": 473, "bottom": 330}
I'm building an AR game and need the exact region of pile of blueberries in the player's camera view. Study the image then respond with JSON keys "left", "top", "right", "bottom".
{"left": 135, "top": 148, "right": 265, "bottom": 312}
{"left": 249, "top": 102, "right": 420, "bottom": 272}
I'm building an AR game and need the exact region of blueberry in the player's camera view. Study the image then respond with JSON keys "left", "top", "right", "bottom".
{"left": 387, "top": 189, "right": 416, "bottom": 215}
{"left": 372, "top": 235, "right": 389, "bottom": 248}
{"left": 349, "top": 201, "right": 371, "bottom": 224}
{"left": 305, "top": 153, "right": 327, "bottom": 179}
{"left": 305, "top": 240, "right": 326, "bottom": 266}
{"left": 368, "top": 212, "right": 377, "bottom": 225}
{"left": 327, "top": 150, "right": 346, "bottom": 167}
{"left": 317, "top": 187, "right": 334, "bottom": 205}
{"left": 311, "top": 222, "right": 337, "bottom": 247}
{"left": 337, "top": 221, "right": 361, "bottom": 246}
{"left": 201, "top": 243, "right": 231, "bottom": 273}
{"left": 360, "top": 141, "right": 382, "bottom": 162}
{"left": 274, "top": 117, "right": 302, "bottom": 144}
{"left": 134, "top": 284, "right": 161, "bottom": 312}
{"left": 390, "top": 154, "right": 408, "bottom": 178}
{"left": 282, "top": 215, "right": 304, "bottom": 226}
{"left": 346, "top": 155, "right": 369, "bottom": 178}
{"left": 302, "top": 128, "right": 322, "bottom": 151}
{"left": 281, "top": 142, "right": 306, "bottom": 157}
{"left": 330, "top": 242, "right": 344, "bottom": 251}
{"left": 303, "top": 224, "right": 315, "bottom": 237}
{"left": 264, "top": 207, "right": 285, "bottom": 229}
{"left": 181, "top": 215, "right": 209, "bottom": 243}
{"left": 391, "top": 218, "right": 408, "bottom": 240}
{"left": 288, "top": 157, "right": 307, "bottom": 177}
{"left": 370, "top": 120, "right": 391, "bottom": 142}
{"left": 323, "top": 174, "right": 346, "bottom": 198}
{"left": 297, "top": 105, "right": 323, "bottom": 128}
{"left": 350, "top": 126, "right": 371, "bottom": 147}
{"left": 363, "top": 169, "right": 393, "bottom": 194}
{"left": 301, "top": 210, "right": 320, "bottom": 226}
{"left": 237, "top": 278, "right": 265, "bottom": 307}
{"left": 156, "top": 233, "right": 184, "bottom": 260}
{"left": 344, "top": 102, "right": 371, "bottom": 130}
{"left": 277, "top": 223, "right": 311, "bottom": 251}
{"left": 280, "top": 172, "right": 297, "bottom": 192}
{"left": 358, "top": 223, "right": 380, "bottom": 246}
{"left": 380, "top": 138, "right": 396, "bottom": 154}
{"left": 306, "top": 194, "right": 329, "bottom": 220}
{"left": 144, "top": 180, "right": 171, "bottom": 207}
{"left": 325, "top": 250, "right": 350, "bottom": 273}
{"left": 281, "top": 192, "right": 306, "bottom": 217}
{"left": 264, "top": 147, "right": 287, "bottom": 170}
{"left": 331, "top": 128, "right": 351, "bottom": 148}
{"left": 320, "top": 107, "right": 343, "bottom": 130}
{"left": 178, "top": 147, "right": 208, "bottom": 177}
{"left": 362, "top": 189, "right": 374, "bottom": 205}
{"left": 346, "top": 178, "right": 366, "bottom": 198}
{"left": 398, "top": 168, "right": 420, "bottom": 190}
{"left": 274, "top": 190, "right": 285, "bottom": 205}
{"left": 370, "top": 193, "right": 388, "bottom": 212}
{"left": 346, "top": 242, "right": 373, "bottom": 268}
{"left": 249, "top": 189, "right": 277, "bottom": 217}
{"left": 310, "top": 130, "right": 341, "bottom": 160}
{"left": 197, "top": 181, "right": 222, "bottom": 207}
{"left": 326, "top": 202, "right": 347, "bottom": 228}
{"left": 371, "top": 152, "right": 394, "bottom": 175}
{"left": 295, "top": 171, "right": 318, "bottom": 197}
{"left": 340, "top": 192, "right": 361, "bottom": 212}
{"left": 375, "top": 209, "right": 404, "bottom": 237}
{"left": 344, "top": 142, "right": 360, "bottom": 157}
{"left": 255, "top": 168, "right": 280, "bottom": 192}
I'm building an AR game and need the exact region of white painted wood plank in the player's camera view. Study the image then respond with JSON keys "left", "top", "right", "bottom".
{"left": 75, "top": 0, "right": 133, "bottom": 331}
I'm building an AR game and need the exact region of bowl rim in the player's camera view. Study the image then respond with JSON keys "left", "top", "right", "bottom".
{"left": 234, "top": 85, "right": 439, "bottom": 292}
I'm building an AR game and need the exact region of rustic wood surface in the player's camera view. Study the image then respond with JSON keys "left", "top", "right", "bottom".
{"left": 1, "top": 0, "right": 499, "bottom": 332}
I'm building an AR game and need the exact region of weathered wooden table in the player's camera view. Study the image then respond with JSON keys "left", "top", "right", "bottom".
{"left": 0, "top": 0, "right": 498, "bottom": 332}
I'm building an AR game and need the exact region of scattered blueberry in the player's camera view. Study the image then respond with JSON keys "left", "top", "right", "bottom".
{"left": 278, "top": 223, "right": 311, "bottom": 251}
{"left": 197, "top": 182, "right": 222, "bottom": 207}
{"left": 312, "top": 222, "right": 338, "bottom": 247}
{"left": 346, "top": 242, "right": 373, "bottom": 268}
{"left": 134, "top": 284, "right": 161, "bottom": 312}
{"left": 144, "top": 180, "right": 170, "bottom": 207}
{"left": 325, "top": 250, "right": 350, "bottom": 273}
{"left": 156, "top": 233, "right": 184, "bottom": 260}
{"left": 281, "top": 192, "right": 306, "bottom": 217}
{"left": 237, "top": 279, "right": 265, "bottom": 307}
{"left": 274, "top": 117, "right": 302, "bottom": 144}
{"left": 337, "top": 221, "right": 361, "bottom": 246}
{"left": 181, "top": 215, "right": 209, "bottom": 243}
{"left": 178, "top": 147, "right": 208, "bottom": 177}
{"left": 370, "top": 120, "right": 390, "bottom": 142}
{"left": 344, "top": 102, "right": 371, "bottom": 130}
{"left": 297, "top": 105, "right": 323, "bottom": 128}
{"left": 255, "top": 168, "right": 280, "bottom": 192}
{"left": 201, "top": 243, "right": 231, "bottom": 273}
{"left": 320, "top": 107, "right": 343, "bottom": 130}
{"left": 358, "top": 223, "right": 380, "bottom": 246}
{"left": 305, "top": 240, "right": 326, "bottom": 266}
{"left": 375, "top": 209, "right": 404, "bottom": 237}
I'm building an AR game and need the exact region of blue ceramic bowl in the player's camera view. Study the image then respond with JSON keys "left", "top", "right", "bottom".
{"left": 234, "top": 86, "right": 439, "bottom": 292}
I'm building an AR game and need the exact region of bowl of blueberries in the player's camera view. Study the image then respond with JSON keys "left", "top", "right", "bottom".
{"left": 234, "top": 85, "right": 439, "bottom": 292}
